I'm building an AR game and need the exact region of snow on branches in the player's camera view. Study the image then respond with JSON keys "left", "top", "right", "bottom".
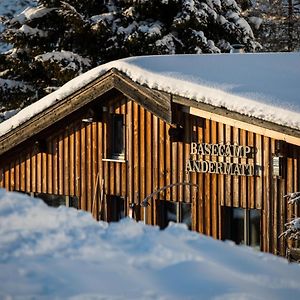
{"left": 279, "top": 192, "right": 300, "bottom": 241}
{"left": 284, "top": 192, "right": 300, "bottom": 205}
{"left": 0, "top": 0, "right": 260, "bottom": 114}
{"left": 279, "top": 218, "right": 300, "bottom": 241}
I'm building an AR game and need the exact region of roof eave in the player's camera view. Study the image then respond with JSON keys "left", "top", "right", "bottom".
{"left": 0, "top": 68, "right": 172, "bottom": 157}
{"left": 174, "top": 94, "right": 300, "bottom": 146}
{"left": 1, "top": 67, "right": 300, "bottom": 158}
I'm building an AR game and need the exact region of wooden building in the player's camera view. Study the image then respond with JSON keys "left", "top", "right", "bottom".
{"left": 0, "top": 53, "right": 299, "bottom": 257}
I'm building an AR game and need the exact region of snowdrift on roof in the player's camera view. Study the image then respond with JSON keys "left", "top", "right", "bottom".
{"left": 0, "top": 52, "right": 300, "bottom": 138}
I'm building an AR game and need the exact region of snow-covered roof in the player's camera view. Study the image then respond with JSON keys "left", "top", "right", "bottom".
{"left": 0, "top": 52, "right": 300, "bottom": 138}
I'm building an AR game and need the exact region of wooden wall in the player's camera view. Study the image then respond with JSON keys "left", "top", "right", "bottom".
{"left": 0, "top": 95, "right": 299, "bottom": 257}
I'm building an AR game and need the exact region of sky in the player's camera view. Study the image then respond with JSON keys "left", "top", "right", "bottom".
{"left": 0, "top": 189, "right": 300, "bottom": 300}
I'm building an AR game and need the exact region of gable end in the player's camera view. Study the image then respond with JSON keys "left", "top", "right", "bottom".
{"left": 0, "top": 69, "right": 172, "bottom": 157}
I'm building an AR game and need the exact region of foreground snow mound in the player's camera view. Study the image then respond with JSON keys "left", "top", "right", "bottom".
{"left": 0, "top": 190, "right": 299, "bottom": 300}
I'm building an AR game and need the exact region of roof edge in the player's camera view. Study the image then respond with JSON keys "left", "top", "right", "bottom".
{"left": 0, "top": 69, "right": 172, "bottom": 157}
{"left": 173, "top": 95, "right": 300, "bottom": 146}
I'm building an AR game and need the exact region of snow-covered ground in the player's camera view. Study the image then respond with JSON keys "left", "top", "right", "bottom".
{"left": 0, "top": 52, "right": 300, "bottom": 138}
{"left": 0, "top": 189, "right": 299, "bottom": 300}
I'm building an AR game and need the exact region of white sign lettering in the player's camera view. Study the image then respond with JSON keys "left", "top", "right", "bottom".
{"left": 190, "top": 142, "right": 252, "bottom": 158}
{"left": 187, "top": 142, "right": 258, "bottom": 176}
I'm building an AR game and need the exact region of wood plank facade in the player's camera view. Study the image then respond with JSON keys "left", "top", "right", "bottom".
{"left": 0, "top": 69, "right": 299, "bottom": 257}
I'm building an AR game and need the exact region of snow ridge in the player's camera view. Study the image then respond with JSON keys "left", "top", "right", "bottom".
{"left": 0, "top": 190, "right": 300, "bottom": 299}
{"left": 0, "top": 53, "right": 300, "bottom": 138}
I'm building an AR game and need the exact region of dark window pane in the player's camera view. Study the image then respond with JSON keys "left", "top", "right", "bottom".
{"left": 181, "top": 202, "right": 192, "bottom": 230}
{"left": 35, "top": 193, "right": 79, "bottom": 209}
{"left": 112, "top": 114, "right": 124, "bottom": 157}
{"left": 70, "top": 197, "right": 79, "bottom": 209}
{"left": 106, "top": 196, "right": 125, "bottom": 222}
{"left": 223, "top": 207, "right": 261, "bottom": 249}
{"left": 165, "top": 201, "right": 178, "bottom": 224}
{"left": 249, "top": 209, "right": 261, "bottom": 249}
{"left": 157, "top": 201, "right": 192, "bottom": 230}
{"left": 232, "top": 208, "right": 245, "bottom": 245}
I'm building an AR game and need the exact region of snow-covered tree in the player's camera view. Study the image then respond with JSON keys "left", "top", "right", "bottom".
{"left": 243, "top": 0, "right": 300, "bottom": 52}
{"left": 0, "top": 0, "right": 259, "bottom": 112}
{"left": 0, "top": 1, "right": 97, "bottom": 110}
{"left": 0, "top": 0, "right": 34, "bottom": 51}
{"left": 280, "top": 192, "right": 300, "bottom": 241}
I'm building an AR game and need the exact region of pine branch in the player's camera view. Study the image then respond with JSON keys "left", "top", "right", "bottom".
{"left": 284, "top": 192, "right": 300, "bottom": 204}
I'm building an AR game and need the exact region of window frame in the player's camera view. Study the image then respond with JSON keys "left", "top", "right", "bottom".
{"left": 103, "top": 113, "right": 126, "bottom": 161}
{"left": 157, "top": 200, "right": 192, "bottom": 230}
{"left": 223, "top": 206, "right": 261, "bottom": 249}
{"left": 17, "top": 191, "right": 79, "bottom": 209}
{"left": 111, "top": 114, "right": 125, "bottom": 159}
{"left": 105, "top": 195, "right": 125, "bottom": 222}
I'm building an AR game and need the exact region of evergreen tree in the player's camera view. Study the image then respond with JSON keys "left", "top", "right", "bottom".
{"left": 243, "top": 0, "right": 300, "bottom": 52}
{"left": 0, "top": 0, "right": 259, "bottom": 112}
{"left": 282, "top": 193, "right": 300, "bottom": 240}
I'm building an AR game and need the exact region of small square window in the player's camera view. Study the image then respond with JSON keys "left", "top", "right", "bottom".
{"left": 105, "top": 195, "right": 125, "bottom": 222}
{"left": 223, "top": 207, "right": 261, "bottom": 250}
{"left": 157, "top": 200, "right": 191, "bottom": 230}
{"left": 21, "top": 192, "right": 79, "bottom": 209}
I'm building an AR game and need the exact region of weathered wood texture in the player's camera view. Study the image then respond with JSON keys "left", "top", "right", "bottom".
{"left": 0, "top": 70, "right": 172, "bottom": 158}
{"left": 0, "top": 97, "right": 299, "bottom": 257}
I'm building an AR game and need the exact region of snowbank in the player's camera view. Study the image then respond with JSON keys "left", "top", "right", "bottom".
{"left": 0, "top": 189, "right": 300, "bottom": 299}
{"left": 0, "top": 53, "right": 300, "bottom": 138}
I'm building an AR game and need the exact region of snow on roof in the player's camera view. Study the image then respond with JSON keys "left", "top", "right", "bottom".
{"left": 1, "top": 190, "right": 300, "bottom": 299}
{"left": 0, "top": 52, "right": 300, "bottom": 138}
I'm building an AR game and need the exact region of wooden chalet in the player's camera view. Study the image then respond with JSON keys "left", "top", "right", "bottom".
{"left": 0, "top": 54, "right": 299, "bottom": 257}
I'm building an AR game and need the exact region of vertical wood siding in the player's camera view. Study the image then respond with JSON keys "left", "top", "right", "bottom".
{"left": 0, "top": 96, "right": 299, "bottom": 257}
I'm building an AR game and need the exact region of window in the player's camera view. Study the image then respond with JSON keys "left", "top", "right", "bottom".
{"left": 18, "top": 191, "right": 79, "bottom": 209}
{"left": 223, "top": 207, "right": 261, "bottom": 250}
{"left": 105, "top": 195, "right": 125, "bottom": 222}
{"left": 35, "top": 193, "right": 79, "bottom": 209}
{"left": 157, "top": 200, "right": 191, "bottom": 230}
{"left": 111, "top": 114, "right": 125, "bottom": 159}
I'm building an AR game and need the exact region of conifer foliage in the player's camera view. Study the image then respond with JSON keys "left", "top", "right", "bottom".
{"left": 243, "top": 0, "right": 300, "bottom": 52}
{"left": 0, "top": 0, "right": 259, "bottom": 112}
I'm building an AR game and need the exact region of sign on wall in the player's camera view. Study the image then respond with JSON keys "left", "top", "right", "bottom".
{"left": 186, "top": 142, "right": 258, "bottom": 176}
